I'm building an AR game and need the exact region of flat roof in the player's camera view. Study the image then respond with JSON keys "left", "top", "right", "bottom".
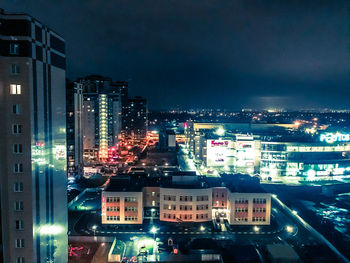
{"left": 266, "top": 244, "right": 299, "bottom": 260}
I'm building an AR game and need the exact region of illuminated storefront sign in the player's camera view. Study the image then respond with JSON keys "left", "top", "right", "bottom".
{"left": 206, "top": 140, "right": 234, "bottom": 167}
{"left": 320, "top": 132, "right": 350, "bottom": 143}
{"left": 211, "top": 140, "right": 229, "bottom": 147}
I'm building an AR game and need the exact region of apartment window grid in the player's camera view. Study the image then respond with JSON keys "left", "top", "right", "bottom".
{"left": 10, "top": 84, "right": 21, "bottom": 94}
{"left": 179, "top": 195, "right": 192, "bottom": 202}
{"left": 163, "top": 204, "right": 176, "bottom": 210}
{"left": 106, "top": 216, "right": 120, "bottom": 221}
{"left": 124, "top": 216, "right": 138, "bottom": 221}
{"left": 196, "top": 213, "right": 209, "bottom": 219}
{"left": 13, "top": 144, "right": 23, "bottom": 153}
{"left": 163, "top": 195, "right": 176, "bottom": 201}
{"left": 235, "top": 207, "right": 248, "bottom": 213}
{"left": 124, "top": 197, "right": 137, "bottom": 203}
{"left": 179, "top": 214, "right": 193, "bottom": 220}
{"left": 196, "top": 195, "right": 208, "bottom": 201}
{"left": 106, "top": 197, "right": 120, "bottom": 203}
{"left": 125, "top": 206, "right": 137, "bottom": 212}
{"left": 163, "top": 213, "right": 176, "bottom": 219}
{"left": 235, "top": 199, "right": 249, "bottom": 204}
{"left": 106, "top": 206, "right": 119, "bottom": 212}
{"left": 235, "top": 217, "right": 248, "bottom": 222}
{"left": 14, "top": 163, "right": 23, "bottom": 173}
{"left": 252, "top": 217, "right": 266, "bottom": 222}
{"left": 196, "top": 204, "right": 209, "bottom": 210}
{"left": 253, "top": 198, "right": 266, "bottom": 204}
{"left": 253, "top": 208, "right": 266, "bottom": 213}
{"left": 179, "top": 205, "right": 192, "bottom": 211}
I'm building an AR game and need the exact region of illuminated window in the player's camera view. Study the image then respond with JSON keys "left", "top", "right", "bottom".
{"left": 10, "top": 84, "right": 21, "bottom": 95}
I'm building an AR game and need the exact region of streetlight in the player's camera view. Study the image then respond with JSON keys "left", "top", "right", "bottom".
{"left": 200, "top": 225, "right": 205, "bottom": 232}
{"left": 92, "top": 225, "right": 97, "bottom": 236}
{"left": 150, "top": 226, "right": 158, "bottom": 239}
{"left": 216, "top": 127, "right": 225, "bottom": 136}
{"left": 253, "top": 226, "right": 260, "bottom": 232}
{"left": 286, "top": 225, "right": 294, "bottom": 233}
{"left": 292, "top": 210, "right": 298, "bottom": 215}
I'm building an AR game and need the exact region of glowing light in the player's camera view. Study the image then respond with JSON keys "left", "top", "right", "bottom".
{"left": 307, "top": 169, "right": 316, "bottom": 179}
{"left": 40, "top": 225, "right": 64, "bottom": 235}
{"left": 286, "top": 225, "right": 294, "bottom": 233}
{"left": 253, "top": 226, "right": 260, "bottom": 232}
{"left": 320, "top": 132, "right": 350, "bottom": 143}
{"left": 150, "top": 227, "right": 157, "bottom": 234}
{"left": 215, "top": 127, "right": 225, "bottom": 136}
{"left": 200, "top": 225, "right": 205, "bottom": 231}
{"left": 292, "top": 210, "right": 298, "bottom": 215}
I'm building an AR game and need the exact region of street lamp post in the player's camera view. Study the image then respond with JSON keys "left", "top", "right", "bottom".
{"left": 150, "top": 226, "right": 157, "bottom": 239}
{"left": 92, "top": 225, "right": 97, "bottom": 236}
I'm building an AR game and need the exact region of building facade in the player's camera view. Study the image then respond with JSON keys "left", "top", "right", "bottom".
{"left": 66, "top": 81, "right": 83, "bottom": 176}
{"left": 185, "top": 122, "right": 350, "bottom": 180}
{"left": 160, "top": 187, "right": 212, "bottom": 222}
{"left": 101, "top": 174, "right": 271, "bottom": 226}
{"left": 102, "top": 191, "right": 143, "bottom": 225}
{"left": 0, "top": 9, "right": 68, "bottom": 263}
{"left": 227, "top": 193, "right": 271, "bottom": 225}
{"left": 260, "top": 140, "right": 350, "bottom": 178}
{"left": 124, "top": 96, "right": 148, "bottom": 139}
{"left": 77, "top": 75, "right": 127, "bottom": 161}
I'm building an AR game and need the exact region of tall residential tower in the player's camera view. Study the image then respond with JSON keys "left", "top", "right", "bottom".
{"left": 0, "top": 9, "right": 68, "bottom": 263}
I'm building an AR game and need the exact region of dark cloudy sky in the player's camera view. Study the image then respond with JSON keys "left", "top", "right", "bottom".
{"left": 3, "top": 0, "right": 350, "bottom": 110}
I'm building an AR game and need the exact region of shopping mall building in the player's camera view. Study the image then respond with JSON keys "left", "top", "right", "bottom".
{"left": 184, "top": 122, "right": 350, "bottom": 179}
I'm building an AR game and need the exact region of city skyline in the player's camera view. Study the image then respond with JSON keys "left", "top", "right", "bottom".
{"left": 2, "top": 0, "right": 350, "bottom": 110}
{"left": 2, "top": 3, "right": 350, "bottom": 263}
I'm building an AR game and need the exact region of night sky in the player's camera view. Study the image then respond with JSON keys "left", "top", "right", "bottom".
{"left": 3, "top": 0, "right": 350, "bottom": 110}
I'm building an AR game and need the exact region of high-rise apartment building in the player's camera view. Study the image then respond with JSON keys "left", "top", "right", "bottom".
{"left": 66, "top": 80, "right": 83, "bottom": 176}
{"left": 0, "top": 9, "right": 68, "bottom": 263}
{"left": 124, "top": 96, "right": 148, "bottom": 139}
{"left": 77, "top": 75, "right": 127, "bottom": 161}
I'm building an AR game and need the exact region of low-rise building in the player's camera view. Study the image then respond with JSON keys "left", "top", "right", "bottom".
{"left": 102, "top": 177, "right": 143, "bottom": 224}
{"left": 101, "top": 173, "right": 271, "bottom": 226}
{"left": 228, "top": 193, "right": 271, "bottom": 225}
